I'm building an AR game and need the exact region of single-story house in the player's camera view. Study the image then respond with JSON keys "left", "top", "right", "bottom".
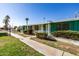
{"left": 20, "top": 18, "right": 79, "bottom": 35}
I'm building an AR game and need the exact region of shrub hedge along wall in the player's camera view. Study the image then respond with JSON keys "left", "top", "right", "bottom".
{"left": 52, "top": 30, "right": 79, "bottom": 41}
{"left": 36, "top": 32, "right": 47, "bottom": 39}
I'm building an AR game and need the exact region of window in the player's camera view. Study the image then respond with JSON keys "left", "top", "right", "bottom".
{"left": 56, "top": 22, "right": 69, "bottom": 30}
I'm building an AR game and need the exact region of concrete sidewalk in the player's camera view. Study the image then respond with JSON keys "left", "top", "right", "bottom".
{"left": 54, "top": 37, "right": 79, "bottom": 46}
{"left": 10, "top": 33, "right": 75, "bottom": 56}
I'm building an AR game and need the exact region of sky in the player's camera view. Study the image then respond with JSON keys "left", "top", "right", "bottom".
{"left": 0, "top": 3, "right": 79, "bottom": 27}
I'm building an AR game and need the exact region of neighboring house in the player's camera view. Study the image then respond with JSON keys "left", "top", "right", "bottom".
{"left": 21, "top": 18, "right": 79, "bottom": 34}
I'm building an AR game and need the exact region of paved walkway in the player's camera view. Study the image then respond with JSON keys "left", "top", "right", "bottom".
{"left": 10, "top": 33, "right": 75, "bottom": 56}
{"left": 54, "top": 37, "right": 79, "bottom": 46}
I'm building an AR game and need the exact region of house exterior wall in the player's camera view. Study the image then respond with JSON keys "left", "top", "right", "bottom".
{"left": 50, "top": 20, "right": 79, "bottom": 32}
{"left": 64, "top": 20, "right": 79, "bottom": 31}
{"left": 50, "top": 23, "right": 57, "bottom": 32}
{"left": 21, "top": 19, "right": 79, "bottom": 34}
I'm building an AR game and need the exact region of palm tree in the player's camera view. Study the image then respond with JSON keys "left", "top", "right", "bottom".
{"left": 3, "top": 15, "right": 10, "bottom": 30}
{"left": 25, "top": 18, "right": 29, "bottom": 31}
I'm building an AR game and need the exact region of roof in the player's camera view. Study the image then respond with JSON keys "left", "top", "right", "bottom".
{"left": 22, "top": 18, "right": 79, "bottom": 26}
{"left": 54, "top": 18, "right": 79, "bottom": 23}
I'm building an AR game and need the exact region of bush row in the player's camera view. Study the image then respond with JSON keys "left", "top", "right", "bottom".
{"left": 36, "top": 32, "right": 48, "bottom": 39}
{"left": 0, "top": 32, "right": 8, "bottom": 36}
{"left": 52, "top": 30, "right": 79, "bottom": 40}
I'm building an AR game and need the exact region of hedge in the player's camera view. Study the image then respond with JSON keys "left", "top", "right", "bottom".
{"left": 36, "top": 32, "right": 47, "bottom": 39}
{"left": 0, "top": 32, "right": 8, "bottom": 36}
{"left": 52, "top": 30, "right": 79, "bottom": 41}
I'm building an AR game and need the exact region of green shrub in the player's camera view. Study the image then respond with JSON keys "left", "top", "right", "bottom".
{"left": 0, "top": 32, "right": 8, "bottom": 36}
{"left": 36, "top": 32, "right": 47, "bottom": 39}
{"left": 52, "top": 30, "right": 79, "bottom": 41}
{"left": 23, "top": 30, "right": 27, "bottom": 34}
{"left": 17, "top": 29, "right": 20, "bottom": 32}
{"left": 23, "top": 30, "right": 33, "bottom": 35}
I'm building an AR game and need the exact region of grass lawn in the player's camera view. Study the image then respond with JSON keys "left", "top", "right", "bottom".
{"left": 30, "top": 37, "right": 79, "bottom": 56}
{"left": 0, "top": 36, "right": 43, "bottom": 56}
{"left": 12, "top": 31, "right": 79, "bottom": 55}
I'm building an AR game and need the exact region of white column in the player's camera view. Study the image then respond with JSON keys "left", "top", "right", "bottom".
{"left": 32, "top": 25, "right": 35, "bottom": 33}
{"left": 48, "top": 23, "right": 51, "bottom": 36}
{"left": 46, "top": 24, "right": 48, "bottom": 33}
{"left": 21, "top": 26, "right": 23, "bottom": 33}
{"left": 26, "top": 23, "right": 28, "bottom": 30}
{"left": 41, "top": 24, "right": 44, "bottom": 32}
{"left": 38, "top": 25, "right": 40, "bottom": 32}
